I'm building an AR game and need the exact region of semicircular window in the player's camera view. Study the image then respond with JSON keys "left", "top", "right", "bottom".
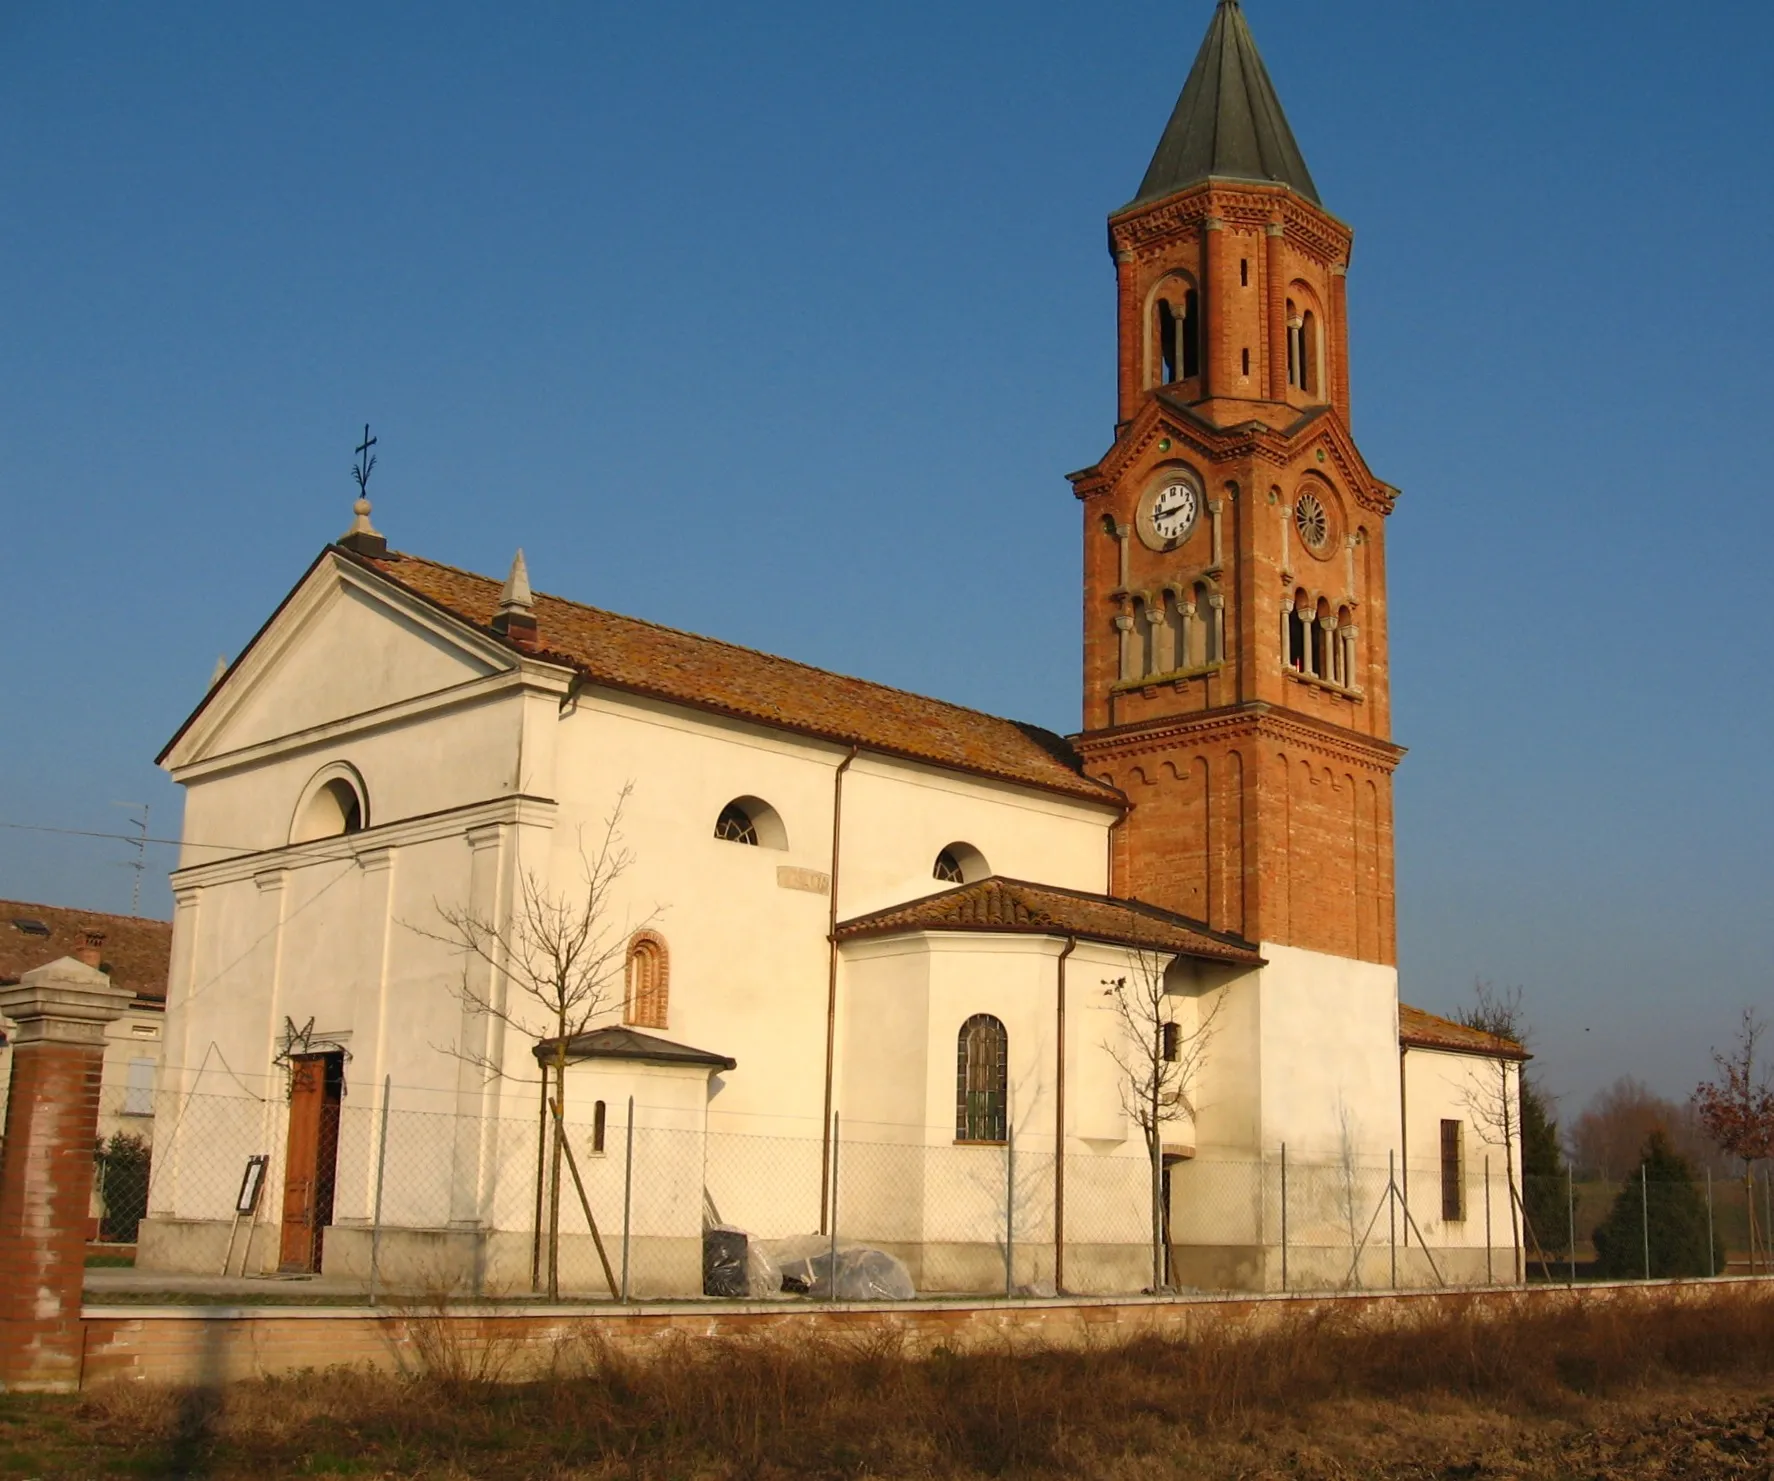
{"left": 714, "top": 802, "right": 759, "bottom": 846}
{"left": 933, "top": 849, "right": 965, "bottom": 884}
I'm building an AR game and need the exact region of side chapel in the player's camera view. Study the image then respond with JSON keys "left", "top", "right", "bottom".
{"left": 142, "top": 1, "right": 1523, "bottom": 1293}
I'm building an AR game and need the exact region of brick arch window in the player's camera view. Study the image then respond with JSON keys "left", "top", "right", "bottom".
{"left": 956, "top": 1014, "right": 1009, "bottom": 1144}
{"left": 1153, "top": 274, "right": 1201, "bottom": 386}
{"left": 624, "top": 930, "right": 670, "bottom": 1030}
{"left": 1286, "top": 286, "right": 1326, "bottom": 397}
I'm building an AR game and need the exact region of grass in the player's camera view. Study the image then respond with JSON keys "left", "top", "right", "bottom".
{"left": 5, "top": 1285, "right": 1774, "bottom": 1477}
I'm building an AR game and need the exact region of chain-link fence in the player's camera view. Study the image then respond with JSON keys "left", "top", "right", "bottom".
{"left": 85, "top": 1081, "right": 1774, "bottom": 1302}
{"left": 1522, "top": 1168, "right": 1774, "bottom": 1281}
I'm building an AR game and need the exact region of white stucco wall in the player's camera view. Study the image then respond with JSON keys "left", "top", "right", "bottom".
{"left": 1401, "top": 1045, "right": 1524, "bottom": 1254}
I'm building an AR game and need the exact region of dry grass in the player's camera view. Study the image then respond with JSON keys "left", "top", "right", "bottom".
{"left": 7, "top": 1287, "right": 1774, "bottom": 1477}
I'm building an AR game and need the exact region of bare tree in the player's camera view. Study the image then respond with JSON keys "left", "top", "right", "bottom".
{"left": 1334, "top": 1093, "right": 1364, "bottom": 1288}
{"left": 1694, "top": 1010, "right": 1774, "bottom": 1274}
{"left": 1571, "top": 1077, "right": 1722, "bottom": 1180}
{"left": 411, "top": 785, "right": 647, "bottom": 1299}
{"left": 1103, "top": 941, "right": 1221, "bottom": 1292}
{"left": 1455, "top": 981, "right": 1527, "bottom": 1282}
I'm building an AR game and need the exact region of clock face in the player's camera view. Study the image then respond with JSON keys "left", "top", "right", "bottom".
{"left": 1150, "top": 480, "right": 1199, "bottom": 542}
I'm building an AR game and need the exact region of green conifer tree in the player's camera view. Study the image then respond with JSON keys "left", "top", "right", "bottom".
{"left": 1591, "top": 1130, "right": 1721, "bottom": 1279}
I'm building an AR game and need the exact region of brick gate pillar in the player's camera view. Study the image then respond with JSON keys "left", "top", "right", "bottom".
{"left": 0, "top": 944, "right": 131, "bottom": 1392}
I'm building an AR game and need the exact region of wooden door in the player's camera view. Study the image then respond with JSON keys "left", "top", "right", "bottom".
{"left": 279, "top": 1054, "right": 342, "bottom": 1272}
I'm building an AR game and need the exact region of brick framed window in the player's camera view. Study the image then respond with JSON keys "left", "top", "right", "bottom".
{"left": 1440, "top": 1118, "right": 1465, "bottom": 1223}
{"left": 623, "top": 930, "right": 669, "bottom": 1030}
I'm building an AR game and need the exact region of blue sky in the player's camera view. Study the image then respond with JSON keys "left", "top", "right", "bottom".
{"left": 2, "top": 0, "right": 1770, "bottom": 1120}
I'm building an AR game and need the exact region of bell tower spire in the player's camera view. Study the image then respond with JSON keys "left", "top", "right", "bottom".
{"left": 1107, "top": 1, "right": 1351, "bottom": 431}
{"left": 1070, "top": 4, "right": 1402, "bottom": 967}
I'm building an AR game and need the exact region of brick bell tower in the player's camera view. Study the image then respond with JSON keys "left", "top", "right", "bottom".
{"left": 1071, "top": 0, "right": 1402, "bottom": 965}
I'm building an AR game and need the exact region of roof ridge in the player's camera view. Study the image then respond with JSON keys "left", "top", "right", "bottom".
{"left": 0, "top": 899, "right": 172, "bottom": 928}
{"left": 383, "top": 550, "right": 1082, "bottom": 745}
{"left": 840, "top": 874, "right": 1257, "bottom": 948}
{"left": 987, "top": 875, "right": 1259, "bottom": 946}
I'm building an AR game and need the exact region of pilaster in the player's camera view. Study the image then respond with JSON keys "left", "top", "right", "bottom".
{"left": 0, "top": 959, "right": 131, "bottom": 1391}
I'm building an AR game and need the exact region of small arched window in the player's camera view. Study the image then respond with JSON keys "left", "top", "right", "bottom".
{"left": 1131, "top": 595, "right": 1157, "bottom": 678}
{"left": 933, "top": 842, "right": 989, "bottom": 885}
{"left": 1286, "top": 299, "right": 1303, "bottom": 390}
{"left": 1286, "top": 591, "right": 1310, "bottom": 673}
{"left": 1300, "top": 310, "right": 1319, "bottom": 396}
{"left": 1335, "top": 604, "right": 1357, "bottom": 690}
{"left": 1193, "top": 580, "right": 1220, "bottom": 666}
{"left": 956, "top": 1014, "right": 1009, "bottom": 1143}
{"left": 714, "top": 803, "right": 757, "bottom": 845}
{"left": 713, "top": 796, "right": 787, "bottom": 849}
{"left": 291, "top": 765, "right": 368, "bottom": 843}
{"left": 1154, "top": 278, "right": 1200, "bottom": 386}
{"left": 591, "top": 1100, "right": 608, "bottom": 1155}
{"left": 624, "top": 931, "right": 669, "bottom": 1029}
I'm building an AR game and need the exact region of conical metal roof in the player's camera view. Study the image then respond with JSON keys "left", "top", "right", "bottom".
{"left": 1132, "top": 1, "right": 1320, "bottom": 208}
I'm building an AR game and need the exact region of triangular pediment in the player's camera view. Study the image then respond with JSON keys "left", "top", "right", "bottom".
{"left": 1070, "top": 397, "right": 1395, "bottom": 516}
{"left": 160, "top": 550, "right": 518, "bottom": 770}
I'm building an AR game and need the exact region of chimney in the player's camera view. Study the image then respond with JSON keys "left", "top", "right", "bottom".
{"left": 75, "top": 930, "right": 106, "bottom": 970}
{"left": 491, "top": 549, "right": 539, "bottom": 652}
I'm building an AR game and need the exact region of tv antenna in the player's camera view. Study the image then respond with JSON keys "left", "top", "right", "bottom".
{"left": 113, "top": 802, "right": 150, "bottom": 916}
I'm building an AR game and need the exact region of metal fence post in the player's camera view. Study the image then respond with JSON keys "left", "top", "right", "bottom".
{"left": 1280, "top": 1143, "right": 1289, "bottom": 1294}
{"left": 1567, "top": 1166, "right": 1576, "bottom": 1287}
{"left": 1004, "top": 1125, "right": 1015, "bottom": 1300}
{"left": 1484, "top": 1156, "right": 1493, "bottom": 1286}
{"left": 368, "top": 1075, "right": 392, "bottom": 1306}
{"left": 1706, "top": 1167, "right": 1714, "bottom": 1278}
{"left": 1388, "top": 1148, "right": 1398, "bottom": 1290}
{"left": 1763, "top": 1169, "right": 1771, "bottom": 1275}
{"left": 1641, "top": 1163, "right": 1650, "bottom": 1281}
{"left": 828, "top": 1112, "right": 840, "bottom": 1302}
{"left": 621, "top": 1096, "right": 635, "bottom": 1304}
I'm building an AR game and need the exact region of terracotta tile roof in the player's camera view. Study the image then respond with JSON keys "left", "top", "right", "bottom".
{"left": 835, "top": 877, "right": 1264, "bottom": 965}
{"left": 0, "top": 900, "right": 171, "bottom": 1007}
{"left": 353, "top": 550, "right": 1121, "bottom": 807}
{"left": 533, "top": 1026, "right": 736, "bottom": 1072}
{"left": 1399, "top": 1004, "right": 1528, "bottom": 1062}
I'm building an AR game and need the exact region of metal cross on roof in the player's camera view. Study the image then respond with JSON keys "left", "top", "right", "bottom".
{"left": 353, "top": 424, "right": 378, "bottom": 497}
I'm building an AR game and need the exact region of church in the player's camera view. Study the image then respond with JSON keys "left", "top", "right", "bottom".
{"left": 141, "top": 1, "right": 1524, "bottom": 1296}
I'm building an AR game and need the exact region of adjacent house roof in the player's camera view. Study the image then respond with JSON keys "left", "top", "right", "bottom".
{"left": 0, "top": 901, "right": 171, "bottom": 1008}
{"left": 350, "top": 549, "right": 1121, "bottom": 807}
{"left": 1131, "top": 0, "right": 1320, "bottom": 209}
{"left": 532, "top": 1025, "right": 736, "bottom": 1072}
{"left": 1399, "top": 1004, "right": 1528, "bottom": 1063}
{"left": 836, "top": 877, "right": 1265, "bottom": 966}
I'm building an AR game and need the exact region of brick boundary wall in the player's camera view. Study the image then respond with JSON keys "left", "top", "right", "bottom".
{"left": 80, "top": 1277, "right": 1763, "bottom": 1389}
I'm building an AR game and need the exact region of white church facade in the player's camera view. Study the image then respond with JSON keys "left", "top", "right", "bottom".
{"left": 140, "top": 3, "right": 1524, "bottom": 1297}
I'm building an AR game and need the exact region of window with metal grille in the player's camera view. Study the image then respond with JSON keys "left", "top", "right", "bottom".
{"left": 956, "top": 1014, "right": 1008, "bottom": 1143}
{"left": 933, "top": 849, "right": 965, "bottom": 884}
{"left": 1161, "top": 1021, "right": 1180, "bottom": 1063}
{"left": 714, "top": 802, "right": 758, "bottom": 845}
{"left": 1440, "top": 1119, "right": 1465, "bottom": 1222}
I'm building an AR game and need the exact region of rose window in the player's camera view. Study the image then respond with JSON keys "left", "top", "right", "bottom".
{"left": 1294, "top": 492, "right": 1329, "bottom": 552}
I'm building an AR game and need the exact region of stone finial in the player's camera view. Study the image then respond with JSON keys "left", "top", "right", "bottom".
{"left": 209, "top": 654, "right": 230, "bottom": 688}
{"left": 499, "top": 549, "right": 533, "bottom": 616}
{"left": 492, "top": 549, "right": 539, "bottom": 652}
{"left": 338, "top": 495, "right": 387, "bottom": 558}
